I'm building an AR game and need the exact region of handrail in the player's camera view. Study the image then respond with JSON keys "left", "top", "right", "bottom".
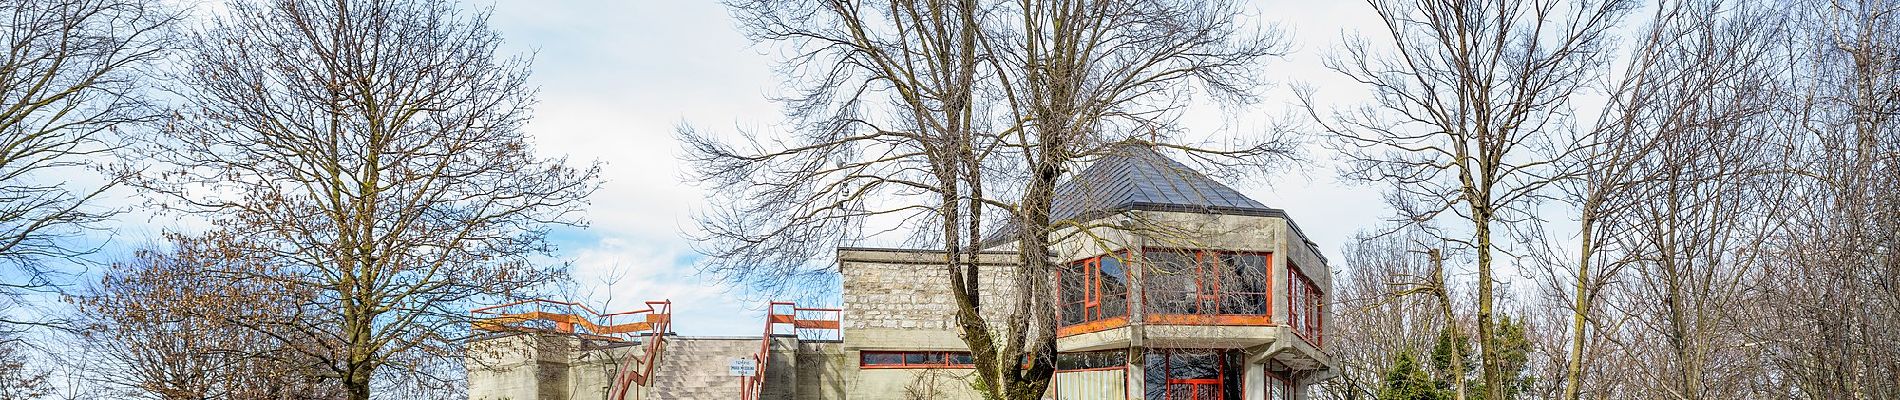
{"left": 738, "top": 301, "right": 786, "bottom": 400}
{"left": 471, "top": 298, "right": 673, "bottom": 400}
{"left": 740, "top": 301, "right": 844, "bottom": 400}
{"left": 608, "top": 301, "right": 671, "bottom": 400}
{"left": 472, "top": 298, "right": 671, "bottom": 339}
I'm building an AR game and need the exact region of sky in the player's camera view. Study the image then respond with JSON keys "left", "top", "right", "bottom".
{"left": 472, "top": 0, "right": 1390, "bottom": 336}
{"left": 17, "top": 1, "right": 1397, "bottom": 338}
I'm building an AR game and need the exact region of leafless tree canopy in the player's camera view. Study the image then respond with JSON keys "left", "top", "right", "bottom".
{"left": 692, "top": 0, "right": 1290, "bottom": 398}
{"left": 1315, "top": 1, "right": 1900, "bottom": 400}
{"left": 0, "top": 0, "right": 167, "bottom": 330}
{"left": 70, "top": 233, "right": 341, "bottom": 400}
{"left": 130, "top": 0, "right": 599, "bottom": 399}
{"left": 0, "top": 0, "right": 1889, "bottom": 398}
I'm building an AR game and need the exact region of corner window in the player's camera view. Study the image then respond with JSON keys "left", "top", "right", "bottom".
{"left": 1060, "top": 253, "right": 1130, "bottom": 327}
{"left": 1287, "top": 263, "right": 1323, "bottom": 346}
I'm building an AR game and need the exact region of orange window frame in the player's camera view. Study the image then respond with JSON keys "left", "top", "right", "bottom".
{"left": 1151, "top": 348, "right": 1240, "bottom": 400}
{"left": 1264, "top": 369, "right": 1293, "bottom": 400}
{"left": 1287, "top": 263, "right": 1323, "bottom": 346}
{"left": 1057, "top": 251, "right": 1132, "bottom": 337}
{"left": 1142, "top": 249, "right": 1274, "bottom": 326}
{"left": 859, "top": 351, "right": 976, "bottom": 369}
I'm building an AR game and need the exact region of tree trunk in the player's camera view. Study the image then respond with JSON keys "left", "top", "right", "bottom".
{"left": 1474, "top": 208, "right": 1501, "bottom": 400}
{"left": 1563, "top": 207, "right": 1598, "bottom": 400}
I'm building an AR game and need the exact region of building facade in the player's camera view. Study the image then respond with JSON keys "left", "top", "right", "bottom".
{"left": 466, "top": 147, "right": 1335, "bottom": 400}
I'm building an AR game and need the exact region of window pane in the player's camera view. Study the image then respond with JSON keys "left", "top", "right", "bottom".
{"left": 1061, "top": 264, "right": 1086, "bottom": 307}
{"left": 1234, "top": 254, "right": 1267, "bottom": 293}
{"left": 1268, "top": 370, "right": 1291, "bottom": 400}
{"left": 1063, "top": 301, "right": 1084, "bottom": 325}
{"left": 1058, "top": 350, "right": 1125, "bottom": 370}
{"left": 1221, "top": 253, "right": 1268, "bottom": 315}
{"left": 1143, "top": 352, "right": 1168, "bottom": 399}
{"left": 1224, "top": 350, "right": 1244, "bottom": 400}
{"left": 1166, "top": 384, "right": 1196, "bottom": 400}
{"left": 862, "top": 352, "right": 902, "bottom": 366}
{"left": 1146, "top": 250, "right": 1199, "bottom": 314}
{"left": 949, "top": 352, "right": 974, "bottom": 365}
{"left": 1061, "top": 263, "right": 1087, "bottom": 326}
{"left": 1167, "top": 350, "right": 1220, "bottom": 379}
{"left": 906, "top": 352, "right": 944, "bottom": 365}
{"left": 1099, "top": 256, "right": 1128, "bottom": 318}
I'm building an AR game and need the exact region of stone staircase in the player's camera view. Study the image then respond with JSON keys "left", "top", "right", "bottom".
{"left": 643, "top": 337, "right": 759, "bottom": 399}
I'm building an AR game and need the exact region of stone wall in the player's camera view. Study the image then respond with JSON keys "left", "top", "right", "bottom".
{"left": 467, "top": 333, "right": 575, "bottom": 400}
{"left": 793, "top": 342, "right": 848, "bottom": 400}
{"left": 838, "top": 248, "right": 1022, "bottom": 332}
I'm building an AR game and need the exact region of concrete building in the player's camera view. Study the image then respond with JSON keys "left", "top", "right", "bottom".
{"left": 466, "top": 147, "right": 1335, "bottom": 400}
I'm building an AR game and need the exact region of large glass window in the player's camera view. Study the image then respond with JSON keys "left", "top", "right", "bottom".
{"left": 1057, "top": 350, "right": 1127, "bottom": 371}
{"left": 1060, "top": 253, "right": 1130, "bottom": 327}
{"left": 1144, "top": 250, "right": 1270, "bottom": 318}
{"left": 1145, "top": 250, "right": 1201, "bottom": 315}
{"left": 860, "top": 351, "right": 975, "bottom": 368}
{"left": 1142, "top": 349, "right": 1243, "bottom": 400}
{"left": 1264, "top": 370, "right": 1292, "bottom": 400}
{"left": 1287, "top": 263, "right": 1323, "bottom": 346}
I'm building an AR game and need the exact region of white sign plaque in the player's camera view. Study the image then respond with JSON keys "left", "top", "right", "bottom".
{"left": 728, "top": 358, "right": 758, "bottom": 377}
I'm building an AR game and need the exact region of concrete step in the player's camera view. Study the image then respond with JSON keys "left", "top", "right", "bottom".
{"left": 644, "top": 337, "right": 763, "bottom": 400}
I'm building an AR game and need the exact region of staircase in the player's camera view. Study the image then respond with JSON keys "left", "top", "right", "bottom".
{"left": 644, "top": 337, "right": 759, "bottom": 399}
{"left": 469, "top": 300, "right": 841, "bottom": 400}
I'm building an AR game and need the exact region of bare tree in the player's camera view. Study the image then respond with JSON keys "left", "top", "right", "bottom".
{"left": 0, "top": 331, "right": 51, "bottom": 400}
{"left": 1503, "top": 1, "right": 1787, "bottom": 398}
{"left": 1303, "top": 1, "right": 1633, "bottom": 398}
{"left": 1755, "top": 0, "right": 1900, "bottom": 398}
{"left": 134, "top": 1, "right": 599, "bottom": 399}
{"left": 0, "top": 0, "right": 168, "bottom": 329}
{"left": 70, "top": 232, "right": 340, "bottom": 400}
{"left": 1594, "top": 7, "right": 1787, "bottom": 393}
{"left": 1318, "top": 228, "right": 1451, "bottom": 399}
{"left": 693, "top": 0, "right": 1288, "bottom": 398}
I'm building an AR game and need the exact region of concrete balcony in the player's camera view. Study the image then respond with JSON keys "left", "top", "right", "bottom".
{"left": 1055, "top": 322, "right": 1332, "bottom": 371}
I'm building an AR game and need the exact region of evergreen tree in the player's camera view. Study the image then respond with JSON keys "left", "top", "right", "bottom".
{"left": 1378, "top": 351, "right": 1450, "bottom": 400}
{"left": 1431, "top": 316, "right": 1536, "bottom": 399}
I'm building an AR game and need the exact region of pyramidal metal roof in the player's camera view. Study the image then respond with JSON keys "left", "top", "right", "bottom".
{"left": 1048, "top": 145, "right": 1279, "bottom": 222}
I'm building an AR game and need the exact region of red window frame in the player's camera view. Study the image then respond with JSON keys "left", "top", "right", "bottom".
{"left": 1057, "top": 251, "right": 1132, "bottom": 337}
{"left": 1287, "top": 262, "right": 1323, "bottom": 346}
{"left": 1147, "top": 348, "right": 1241, "bottom": 400}
{"left": 859, "top": 351, "right": 976, "bottom": 369}
{"left": 1264, "top": 369, "right": 1293, "bottom": 400}
{"left": 1142, "top": 249, "right": 1273, "bottom": 326}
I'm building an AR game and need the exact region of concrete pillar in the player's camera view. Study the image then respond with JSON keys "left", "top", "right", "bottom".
{"left": 467, "top": 333, "right": 577, "bottom": 400}
{"left": 1124, "top": 346, "right": 1146, "bottom": 400}
{"left": 1244, "top": 362, "right": 1266, "bottom": 400}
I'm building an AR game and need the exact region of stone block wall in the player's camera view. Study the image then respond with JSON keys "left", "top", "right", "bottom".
{"left": 838, "top": 248, "right": 1023, "bottom": 332}
{"left": 793, "top": 342, "right": 848, "bottom": 400}
{"left": 467, "top": 333, "right": 577, "bottom": 400}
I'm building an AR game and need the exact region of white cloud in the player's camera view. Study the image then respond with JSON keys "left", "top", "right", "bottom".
{"left": 487, "top": 0, "right": 1396, "bottom": 336}
{"left": 560, "top": 234, "right": 764, "bottom": 336}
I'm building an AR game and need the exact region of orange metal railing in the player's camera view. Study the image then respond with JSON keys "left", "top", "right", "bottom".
{"left": 739, "top": 301, "right": 842, "bottom": 400}
{"left": 472, "top": 299, "right": 673, "bottom": 400}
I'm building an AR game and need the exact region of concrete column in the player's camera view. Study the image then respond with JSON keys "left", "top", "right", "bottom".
{"left": 1244, "top": 362, "right": 1265, "bottom": 400}
{"left": 467, "top": 333, "right": 577, "bottom": 400}
{"left": 1124, "top": 347, "right": 1146, "bottom": 400}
